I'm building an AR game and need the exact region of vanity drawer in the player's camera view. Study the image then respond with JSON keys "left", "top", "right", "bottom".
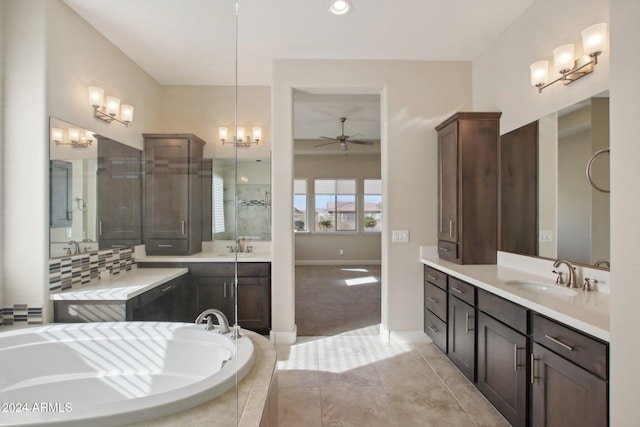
{"left": 424, "top": 309, "right": 447, "bottom": 353}
{"left": 448, "top": 277, "right": 476, "bottom": 306}
{"left": 424, "top": 265, "right": 447, "bottom": 290}
{"left": 477, "top": 289, "right": 528, "bottom": 334}
{"left": 532, "top": 313, "right": 608, "bottom": 379}
{"left": 425, "top": 282, "right": 447, "bottom": 321}
{"left": 437, "top": 240, "right": 458, "bottom": 262}
{"left": 145, "top": 239, "right": 189, "bottom": 255}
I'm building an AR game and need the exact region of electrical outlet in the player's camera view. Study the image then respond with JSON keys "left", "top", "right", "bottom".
{"left": 540, "top": 230, "right": 553, "bottom": 242}
{"left": 339, "top": 249, "right": 344, "bottom": 255}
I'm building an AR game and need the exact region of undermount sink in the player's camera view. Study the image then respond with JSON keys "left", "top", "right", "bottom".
{"left": 505, "top": 280, "right": 578, "bottom": 297}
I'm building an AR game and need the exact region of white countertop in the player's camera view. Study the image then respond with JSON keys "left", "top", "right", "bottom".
{"left": 50, "top": 267, "right": 189, "bottom": 301}
{"left": 421, "top": 256, "right": 610, "bottom": 342}
{"left": 136, "top": 251, "right": 272, "bottom": 263}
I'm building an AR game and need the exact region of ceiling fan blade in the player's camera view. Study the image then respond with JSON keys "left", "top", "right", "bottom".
{"left": 348, "top": 139, "right": 375, "bottom": 146}
{"left": 314, "top": 140, "right": 338, "bottom": 147}
{"left": 319, "top": 136, "right": 337, "bottom": 140}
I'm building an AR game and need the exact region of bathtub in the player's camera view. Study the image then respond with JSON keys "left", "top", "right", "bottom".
{"left": 0, "top": 322, "right": 254, "bottom": 426}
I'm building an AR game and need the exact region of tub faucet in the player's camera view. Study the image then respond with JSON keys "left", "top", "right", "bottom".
{"left": 552, "top": 259, "right": 579, "bottom": 288}
{"left": 195, "top": 309, "right": 230, "bottom": 334}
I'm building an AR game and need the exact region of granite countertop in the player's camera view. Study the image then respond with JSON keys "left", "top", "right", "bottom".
{"left": 49, "top": 267, "right": 189, "bottom": 301}
{"left": 421, "top": 256, "right": 610, "bottom": 342}
{"left": 136, "top": 251, "right": 272, "bottom": 263}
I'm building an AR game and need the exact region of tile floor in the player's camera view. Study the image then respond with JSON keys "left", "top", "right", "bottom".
{"left": 276, "top": 325, "right": 510, "bottom": 426}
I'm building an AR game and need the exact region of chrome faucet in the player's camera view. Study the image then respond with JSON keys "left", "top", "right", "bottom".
{"left": 594, "top": 259, "right": 610, "bottom": 269}
{"left": 195, "top": 309, "right": 230, "bottom": 334}
{"left": 552, "top": 259, "right": 579, "bottom": 288}
{"left": 68, "top": 240, "right": 80, "bottom": 255}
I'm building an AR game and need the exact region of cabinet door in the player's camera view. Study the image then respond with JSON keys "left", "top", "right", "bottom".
{"left": 448, "top": 295, "right": 475, "bottom": 381}
{"left": 97, "top": 138, "right": 142, "bottom": 248}
{"left": 438, "top": 121, "right": 458, "bottom": 243}
{"left": 477, "top": 312, "right": 527, "bottom": 427}
{"left": 194, "top": 276, "right": 233, "bottom": 321}
{"left": 531, "top": 342, "right": 607, "bottom": 427}
{"left": 235, "top": 276, "right": 271, "bottom": 333}
{"left": 128, "top": 275, "right": 190, "bottom": 322}
{"left": 144, "top": 139, "right": 189, "bottom": 239}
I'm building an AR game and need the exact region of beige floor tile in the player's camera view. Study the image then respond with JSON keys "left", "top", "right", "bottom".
{"left": 371, "top": 348, "right": 442, "bottom": 388}
{"left": 277, "top": 337, "right": 321, "bottom": 388}
{"left": 447, "top": 379, "right": 511, "bottom": 427}
{"left": 385, "top": 384, "right": 476, "bottom": 427}
{"left": 320, "top": 386, "right": 399, "bottom": 427}
{"left": 278, "top": 387, "right": 322, "bottom": 427}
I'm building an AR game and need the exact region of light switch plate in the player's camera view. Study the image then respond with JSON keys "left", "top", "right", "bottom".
{"left": 539, "top": 230, "right": 553, "bottom": 242}
{"left": 392, "top": 230, "right": 409, "bottom": 243}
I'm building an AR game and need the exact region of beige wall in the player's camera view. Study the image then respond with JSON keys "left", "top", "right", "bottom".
{"left": 610, "top": 0, "right": 640, "bottom": 424}
{"left": 294, "top": 154, "right": 381, "bottom": 263}
{"left": 0, "top": 0, "right": 5, "bottom": 311}
{"left": 272, "top": 59, "right": 472, "bottom": 342}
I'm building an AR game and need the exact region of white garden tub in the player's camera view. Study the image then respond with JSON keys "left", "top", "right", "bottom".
{"left": 0, "top": 322, "right": 254, "bottom": 426}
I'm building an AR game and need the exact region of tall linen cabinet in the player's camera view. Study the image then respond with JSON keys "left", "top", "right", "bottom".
{"left": 435, "top": 112, "right": 501, "bottom": 264}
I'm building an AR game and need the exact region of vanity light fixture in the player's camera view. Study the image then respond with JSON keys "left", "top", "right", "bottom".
{"left": 52, "top": 127, "right": 94, "bottom": 148}
{"left": 88, "top": 86, "right": 134, "bottom": 126}
{"left": 219, "top": 126, "right": 261, "bottom": 147}
{"left": 530, "top": 23, "right": 607, "bottom": 93}
{"left": 328, "top": 0, "right": 352, "bottom": 15}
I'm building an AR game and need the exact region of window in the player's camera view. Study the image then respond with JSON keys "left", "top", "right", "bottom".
{"left": 364, "top": 179, "right": 382, "bottom": 232}
{"left": 213, "top": 174, "right": 225, "bottom": 234}
{"left": 314, "top": 179, "right": 357, "bottom": 232}
{"left": 293, "top": 179, "right": 308, "bottom": 232}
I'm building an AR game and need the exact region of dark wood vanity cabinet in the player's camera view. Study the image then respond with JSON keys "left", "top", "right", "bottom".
{"left": 435, "top": 112, "right": 501, "bottom": 264}
{"left": 447, "top": 277, "right": 476, "bottom": 381}
{"left": 477, "top": 290, "right": 529, "bottom": 427}
{"left": 143, "top": 134, "right": 205, "bottom": 255}
{"left": 127, "top": 274, "right": 193, "bottom": 322}
{"left": 423, "top": 266, "right": 448, "bottom": 353}
{"left": 530, "top": 314, "right": 608, "bottom": 427}
{"left": 97, "top": 136, "right": 143, "bottom": 249}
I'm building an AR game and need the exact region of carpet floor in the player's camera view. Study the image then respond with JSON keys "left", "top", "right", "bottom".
{"left": 295, "top": 265, "right": 381, "bottom": 336}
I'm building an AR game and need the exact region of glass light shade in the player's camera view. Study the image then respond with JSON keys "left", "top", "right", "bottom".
{"left": 236, "top": 127, "right": 245, "bottom": 141}
{"left": 252, "top": 127, "right": 262, "bottom": 141}
{"left": 530, "top": 60, "right": 549, "bottom": 86}
{"left": 120, "top": 104, "right": 134, "bottom": 123}
{"left": 51, "top": 128, "right": 64, "bottom": 142}
{"left": 88, "top": 86, "right": 104, "bottom": 107}
{"left": 329, "top": 0, "right": 351, "bottom": 15}
{"left": 106, "top": 96, "right": 121, "bottom": 116}
{"left": 553, "top": 44, "right": 575, "bottom": 73}
{"left": 85, "top": 131, "right": 95, "bottom": 142}
{"left": 582, "top": 23, "right": 607, "bottom": 56}
{"left": 219, "top": 127, "right": 229, "bottom": 141}
{"left": 68, "top": 128, "right": 81, "bottom": 142}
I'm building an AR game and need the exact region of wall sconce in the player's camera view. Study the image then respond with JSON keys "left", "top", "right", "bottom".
{"left": 88, "top": 86, "right": 134, "bottom": 126}
{"left": 219, "top": 126, "right": 261, "bottom": 147}
{"left": 530, "top": 23, "right": 607, "bottom": 93}
{"left": 51, "top": 127, "right": 94, "bottom": 148}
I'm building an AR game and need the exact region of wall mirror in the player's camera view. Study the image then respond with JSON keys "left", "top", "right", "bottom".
{"left": 499, "top": 92, "right": 610, "bottom": 269}
{"left": 49, "top": 117, "right": 143, "bottom": 258}
{"left": 209, "top": 157, "right": 272, "bottom": 242}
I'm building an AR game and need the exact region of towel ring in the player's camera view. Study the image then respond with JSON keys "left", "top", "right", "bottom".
{"left": 585, "top": 148, "right": 610, "bottom": 193}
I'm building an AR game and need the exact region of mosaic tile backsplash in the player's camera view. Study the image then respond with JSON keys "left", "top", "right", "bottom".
{"left": 0, "top": 248, "right": 134, "bottom": 326}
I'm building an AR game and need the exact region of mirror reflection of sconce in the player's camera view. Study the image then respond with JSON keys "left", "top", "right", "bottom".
{"left": 88, "top": 86, "right": 134, "bottom": 126}
{"left": 219, "top": 126, "right": 261, "bottom": 147}
{"left": 51, "top": 127, "right": 94, "bottom": 148}
{"left": 530, "top": 23, "right": 607, "bottom": 93}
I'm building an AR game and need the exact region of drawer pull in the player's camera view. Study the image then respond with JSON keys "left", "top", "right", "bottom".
{"left": 427, "top": 325, "right": 439, "bottom": 334}
{"left": 439, "top": 247, "right": 450, "bottom": 252}
{"left": 427, "top": 296, "right": 438, "bottom": 303}
{"left": 544, "top": 335, "right": 574, "bottom": 351}
{"left": 451, "top": 287, "right": 463, "bottom": 294}
{"left": 158, "top": 244, "right": 174, "bottom": 248}
{"left": 427, "top": 274, "right": 438, "bottom": 281}
{"left": 161, "top": 285, "right": 173, "bottom": 293}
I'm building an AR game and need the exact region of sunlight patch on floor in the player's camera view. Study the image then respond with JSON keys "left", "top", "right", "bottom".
{"left": 340, "top": 268, "right": 369, "bottom": 273}
{"left": 344, "top": 276, "right": 378, "bottom": 286}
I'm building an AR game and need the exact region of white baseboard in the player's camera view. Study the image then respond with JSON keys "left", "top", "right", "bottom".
{"left": 270, "top": 325, "right": 297, "bottom": 345}
{"left": 295, "top": 259, "right": 381, "bottom": 266}
{"left": 379, "top": 325, "right": 431, "bottom": 344}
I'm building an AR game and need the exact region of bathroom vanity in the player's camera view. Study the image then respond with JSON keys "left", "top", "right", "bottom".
{"left": 422, "top": 253, "right": 609, "bottom": 427}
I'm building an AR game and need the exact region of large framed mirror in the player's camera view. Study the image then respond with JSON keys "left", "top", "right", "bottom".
{"left": 499, "top": 92, "right": 610, "bottom": 269}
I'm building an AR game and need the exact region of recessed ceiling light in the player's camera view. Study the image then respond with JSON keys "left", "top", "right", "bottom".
{"left": 328, "top": 0, "right": 352, "bottom": 16}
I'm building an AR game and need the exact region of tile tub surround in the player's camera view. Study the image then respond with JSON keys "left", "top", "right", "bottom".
{"left": 276, "top": 326, "right": 509, "bottom": 427}
{"left": 125, "top": 329, "right": 277, "bottom": 427}
{"left": 0, "top": 305, "right": 43, "bottom": 326}
{"left": 420, "top": 248, "right": 610, "bottom": 342}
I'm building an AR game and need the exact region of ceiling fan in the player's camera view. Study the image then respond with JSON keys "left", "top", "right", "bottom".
{"left": 315, "top": 117, "right": 375, "bottom": 151}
